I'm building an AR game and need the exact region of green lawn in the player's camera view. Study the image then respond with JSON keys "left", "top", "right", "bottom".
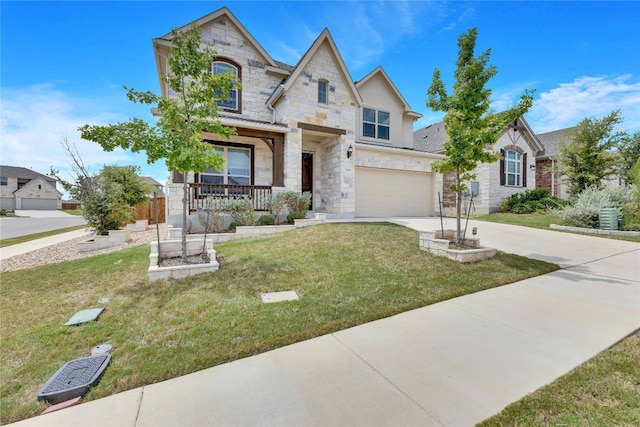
{"left": 479, "top": 332, "right": 640, "bottom": 426}
{"left": 475, "top": 212, "right": 640, "bottom": 243}
{"left": 0, "top": 222, "right": 557, "bottom": 424}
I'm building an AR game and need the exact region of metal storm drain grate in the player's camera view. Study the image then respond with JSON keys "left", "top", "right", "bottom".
{"left": 38, "top": 354, "right": 111, "bottom": 404}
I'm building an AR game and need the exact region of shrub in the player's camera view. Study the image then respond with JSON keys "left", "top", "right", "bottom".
{"left": 499, "top": 189, "right": 568, "bottom": 214}
{"left": 0, "top": 209, "right": 6, "bottom": 216}
{"left": 228, "top": 221, "right": 239, "bottom": 232}
{"left": 222, "top": 197, "right": 256, "bottom": 226}
{"left": 286, "top": 210, "right": 306, "bottom": 224}
{"left": 257, "top": 214, "right": 275, "bottom": 226}
{"left": 283, "top": 191, "right": 311, "bottom": 214}
{"left": 197, "top": 197, "right": 225, "bottom": 233}
{"left": 558, "top": 186, "right": 636, "bottom": 228}
{"left": 264, "top": 192, "right": 287, "bottom": 224}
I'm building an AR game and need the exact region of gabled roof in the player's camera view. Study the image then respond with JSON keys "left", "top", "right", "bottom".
{"left": 268, "top": 28, "right": 362, "bottom": 108}
{"left": 413, "top": 117, "right": 544, "bottom": 155}
{"left": 537, "top": 127, "right": 575, "bottom": 158}
{"left": 355, "top": 66, "right": 421, "bottom": 119}
{"left": 0, "top": 165, "right": 57, "bottom": 184}
{"left": 153, "top": 7, "right": 292, "bottom": 97}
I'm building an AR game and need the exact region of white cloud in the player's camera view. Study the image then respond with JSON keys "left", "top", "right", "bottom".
{"left": 527, "top": 75, "right": 640, "bottom": 133}
{"left": 0, "top": 84, "right": 168, "bottom": 194}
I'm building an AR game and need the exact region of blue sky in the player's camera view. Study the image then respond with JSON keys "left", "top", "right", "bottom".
{"left": 2, "top": 0, "right": 639, "bottom": 191}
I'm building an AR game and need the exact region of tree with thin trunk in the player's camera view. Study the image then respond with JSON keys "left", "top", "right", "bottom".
{"left": 558, "top": 110, "right": 630, "bottom": 197}
{"left": 426, "top": 27, "right": 534, "bottom": 244}
{"left": 80, "top": 25, "right": 238, "bottom": 261}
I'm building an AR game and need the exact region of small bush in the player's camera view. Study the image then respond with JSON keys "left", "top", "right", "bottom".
{"left": 558, "top": 186, "right": 636, "bottom": 228}
{"left": 222, "top": 197, "right": 256, "bottom": 226}
{"left": 197, "top": 197, "right": 225, "bottom": 233}
{"left": 264, "top": 192, "right": 287, "bottom": 224}
{"left": 283, "top": 191, "right": 311, "bottom": 214}
{"left": 500, "top": 189, "right": 568, "bottom": 214}
{"left": 286, "top": 210, "right": 306, "bottom": 224}
{"left": 228, "top": 221, "right": 240, "bottom": 232}
{"left": 257, "top": 214, "right": 275, "bottom": 226}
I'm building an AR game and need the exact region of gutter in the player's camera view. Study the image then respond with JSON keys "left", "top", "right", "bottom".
{"left": 266, "top": 84, "right": 285, "bottom": 123}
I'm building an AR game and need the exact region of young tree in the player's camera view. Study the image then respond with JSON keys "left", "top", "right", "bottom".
{"left": 426, "top": 28, "right": 534, "bottom": 243}
{"left": 558, "top": 110, "right": 626, "bottom": 197}
{"left": 79, "top": 25, "right": 238, "bottom": 261}
{"left": 619, "top": 130, "right": 640, "bottom": 183}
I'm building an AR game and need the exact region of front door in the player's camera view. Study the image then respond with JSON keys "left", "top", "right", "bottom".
{"left": 302, "top": 153, "right": 313, "bottom": 210}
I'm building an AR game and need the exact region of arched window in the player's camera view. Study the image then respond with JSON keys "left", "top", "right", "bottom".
{"left": 500, "top": 148, "right": 527, "bottom": 187}
{"left": 212, "top": 59, "right": 241, "bottom": 112}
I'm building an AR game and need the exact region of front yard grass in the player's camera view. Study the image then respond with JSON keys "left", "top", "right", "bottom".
{"left": 0, "top": 222, "right": 557, "bottom": 424}
{"left": 475, "top": 212, "right": 640, "bottom": 243}
{"left": 479, "top": 331, "right": 640, "bottom": 426}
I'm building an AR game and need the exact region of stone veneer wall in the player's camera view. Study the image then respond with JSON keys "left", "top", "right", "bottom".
{"left": 14, "top": 177, "right": 62, "bottom": 209}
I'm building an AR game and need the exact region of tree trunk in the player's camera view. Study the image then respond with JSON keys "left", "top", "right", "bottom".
{"left": 181, "top": 173, "right": 188, "bottom": 262}
{"left": 455, "top": 167, "right": 462, "bottom": 245}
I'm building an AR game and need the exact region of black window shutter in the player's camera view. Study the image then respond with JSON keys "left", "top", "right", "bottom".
{"left": 499, "top": 149, "right": 505, "bottom": 186}
{"left": 522, "top": 153, "right": 527, "bottom": 187}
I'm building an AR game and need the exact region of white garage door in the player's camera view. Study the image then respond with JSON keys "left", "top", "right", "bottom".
{"left": 355, "top": 167, "right": 433, "bottom": 217}
{"left": 21, "top": 198, "right": 58, "bottom": 210}
{"left": 1, "top": 197, "right": 15, "bottom": 210}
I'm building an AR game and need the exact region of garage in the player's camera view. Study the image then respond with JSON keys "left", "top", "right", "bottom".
{"left": 1, "top": 198, "right": 15, "bottom": 210}
{"left": 355, "top": 167, "right": 433, "bottom": 217}
{"left": 20, "top": 198, "right": 58, "bottom": 210}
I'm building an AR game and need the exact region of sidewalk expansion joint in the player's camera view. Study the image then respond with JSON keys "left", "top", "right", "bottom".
{"left": 330, "top": 333, "right": 445, "bottom": 426}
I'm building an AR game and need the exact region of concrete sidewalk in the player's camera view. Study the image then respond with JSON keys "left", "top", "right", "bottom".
{"left": 7, "top": 219, "right": 640, "bottom": 426}
{"left": 0, "top": 229, "right": 91, "bottom": 261}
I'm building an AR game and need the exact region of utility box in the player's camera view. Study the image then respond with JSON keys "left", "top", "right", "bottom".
{"left": 599, "top": 208, "right": 618, "bottom": 230}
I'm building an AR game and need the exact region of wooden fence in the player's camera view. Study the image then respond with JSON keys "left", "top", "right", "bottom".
{"left": 134, "top": 197, "right": 166, "bottom": 224}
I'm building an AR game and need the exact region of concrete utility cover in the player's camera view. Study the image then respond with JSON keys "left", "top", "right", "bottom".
{"left": 261, "top": 291, "right": 299, "bottom": 303}
{"left": 64, "top": 308, "right": 105, "bottom": 326}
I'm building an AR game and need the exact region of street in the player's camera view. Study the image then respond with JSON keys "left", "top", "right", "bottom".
{"left": 0, "top": 210, "right": 87, "bottom": 239}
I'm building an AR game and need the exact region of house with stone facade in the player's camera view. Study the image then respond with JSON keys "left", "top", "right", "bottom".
{"left": 0, "top": 165, "right": 62, "bottom": 210}
{"left": 155, "top": 7, "right": 443, "bottom": 225}
{"left": 413, "top": 118, "right": 544, "bottom": 215}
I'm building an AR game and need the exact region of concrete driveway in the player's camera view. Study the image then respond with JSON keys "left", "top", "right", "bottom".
{"left": 0, "top": 210, "right": 87, "bottom": 239}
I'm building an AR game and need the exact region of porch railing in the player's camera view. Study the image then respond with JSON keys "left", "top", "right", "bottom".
{"left": 188, "top": 184, "right": 272, "bottom": 212}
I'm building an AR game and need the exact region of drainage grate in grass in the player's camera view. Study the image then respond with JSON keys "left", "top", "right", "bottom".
{"left": 37, "top": 354, "right": 111, "bottom": 404}
{"left": 260, "top": 290, "right": 299, "bottom": 303}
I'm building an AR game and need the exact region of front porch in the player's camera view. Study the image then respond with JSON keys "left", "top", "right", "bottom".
{"left": 188, "top": 183, "right": 272, "bottom": 212}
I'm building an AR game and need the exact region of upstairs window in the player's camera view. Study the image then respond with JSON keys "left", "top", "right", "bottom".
{"left": 212, "top": 60, "right": 240, "bottom": 112}
{"left": 0, "top": 177, "right": 7, "bottom": 186}
{"left": 363, "top": 108, "right": 390, "bottom": 140}
{"left": 318, "top": 80, "right": 328, "bottom": 104}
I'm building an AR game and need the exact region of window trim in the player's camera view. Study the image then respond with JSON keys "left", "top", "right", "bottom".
{"left": 196, "top": 141, "right": 255, "bottom": 196}
{"left": 500, "top": 147, "right": 527, "bottom": 187}
{"left": 362, "top": 107, "right": 390, "bottom": 140}
{"left": 212, "top": 58, "right": 241, "bottom": 113}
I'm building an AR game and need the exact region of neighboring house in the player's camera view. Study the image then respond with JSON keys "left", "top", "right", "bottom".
{"left": 535, "top": 127, "right": 573, "bottom": 199}
{"left": 155, "top": 7, "right": 443, "bottom": 223}
{"left": 141, "top": 176, "right": 165, "bottom": 198}
{"left": 536, "top": 127, "right": 623, "bottom": 199}
{"left": 413, "top": 118, "right": 544, "bottom": 215}
{"left": 0, "top": 165, "right": 62, "bottom": 210}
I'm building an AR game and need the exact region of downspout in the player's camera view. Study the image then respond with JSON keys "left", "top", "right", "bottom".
{"left": 551, "top": 158, "right": 556, "bottom": 197}
{"left": 266, "top": 84, "right": 285, "bottom": 124}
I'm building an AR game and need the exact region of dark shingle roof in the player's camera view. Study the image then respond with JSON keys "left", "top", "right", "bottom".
{"left": 0, "top": 165, "right": 57, "bottom": 183}
{"left": 413, "top": 122, "right": 448, "bottom": 153}
{"left": 537, "top": 127, "right": 575, "bottom": 158}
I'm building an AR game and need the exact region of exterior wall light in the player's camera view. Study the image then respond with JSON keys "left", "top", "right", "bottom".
{"left": 347, "top": 144, "right": 353, "bottom": 159}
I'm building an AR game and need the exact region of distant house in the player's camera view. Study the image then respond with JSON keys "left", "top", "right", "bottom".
{"left": 413, "top": 118, "right": 544, "bottom": 215}
{"left": 0, "top": 165, "right": 62, "bottom": 210}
